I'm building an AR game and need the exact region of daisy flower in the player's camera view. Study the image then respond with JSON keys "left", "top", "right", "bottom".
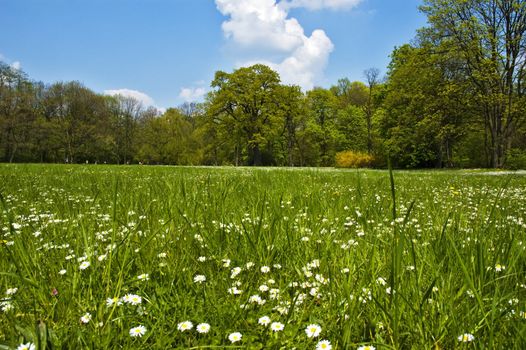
{"left": 316, "top": 340, "right": 332, "bottom": 350}
{"left": 138, "top": 273, "right": 150, "bottom": 281}
{"left": 178, "top": 321, "right": 193, "bottom": 332}
{"left": 458, "top": 333, "right": 475, "bottom": 342}
{"left": 6, "top": 287, "right": 18, "bottom": 295}
{"left": 79, "top": 261, "right": 90, "bottom": 270}
{"left": 305, "top": 324, "right": 322, "bottom": 338}
{"left": 17, "top": 343, "right": 35, "bottom": 350}
{"left": 80, "top": 312, "right": 92, "bottom": 324}
{"left": 228, "top": 332, "right": 242, "bottom": 343}
{"left": 260, "top": 266, "right": 270, "bottom": 273}
{"left": 194, "top": 275, "right": 206, "bottom": 283}
{"left": 106, "top": 297, "right": 122, "bottom": 307}
{"left": 258, "top": 316, "right": 271, "bottom": 326}
{"left": 196, "top": 323, "right": 211, "bottom": 334}
{"left": 357, "top": 346, "right": 376, "bottom": 350}
{"left": 270, "top": 322, "right": 284, "bottom": 332}
{"left": 129, "top": 325, "right": 147, "bottom": 337}
{"left": 123, "top": 294, "right": 142, "bottom": 305}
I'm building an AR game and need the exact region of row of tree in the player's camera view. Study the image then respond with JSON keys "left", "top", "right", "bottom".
{"left": 1, "top": 0, "right": 525, "bottom": 168}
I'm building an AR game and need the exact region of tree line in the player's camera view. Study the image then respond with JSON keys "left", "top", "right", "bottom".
{"left": 1, "top": 0, "right": 525, "bottom": 168}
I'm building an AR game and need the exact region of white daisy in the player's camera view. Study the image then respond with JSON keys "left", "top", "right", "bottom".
{"left": 129, "top": 325, "right": 147, "bottom": 337}
{"left": 258, "top": 316, "right": 271, "bottom": 326}
{"left": 305, "top": 324, "right": 322, "bottom": 338}
{"left": 316, "top": 340, "right": 332, "bottom": 350}
{"left": 228, "top": 332, "right": 242, "bottom": 343}
{"left": 177, "top": 320, "right": 193, "bottom": 332}
{"left": 270, "top": 322, "right": 284, "bottom": 332}
{"left": 196, "top": 323, "right": 211, "bottom": 333}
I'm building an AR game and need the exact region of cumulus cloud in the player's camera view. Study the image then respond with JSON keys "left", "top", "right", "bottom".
{"left": 104, "top": 88, "right": 155, "bottom": 107}
{"left": 216, "top": 0, "right": 304, "bottom": 52}
{"left": 215, "top": 0, "right": 356, "bottom": 90}
{"left": 179, "top": 87, "right": 207, "bottom": 102}
{"left": 279, "top": 0, "right": 362, "bottom": 11}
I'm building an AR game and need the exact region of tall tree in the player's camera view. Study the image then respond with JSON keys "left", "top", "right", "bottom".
{"left": 364, "top": 68, "right": 381, "bottom": 153}
{"left": 421, "top": 0, "right": 526, "bottom": 167}
{"left": 208, "top": 64, "right": 281, "bottom": 166}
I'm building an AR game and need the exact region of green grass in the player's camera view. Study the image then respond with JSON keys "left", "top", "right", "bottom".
{"left": 1, "top": 164, "right": 526, "bottom": 349}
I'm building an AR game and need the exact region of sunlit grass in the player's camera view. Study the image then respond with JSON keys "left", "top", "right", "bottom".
{"left": 1, "top": 164, "right": 526, "bottom": 349}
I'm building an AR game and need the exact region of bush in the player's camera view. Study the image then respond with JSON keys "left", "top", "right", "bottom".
{"left": 505, "top": 149, "right": 526, "bottom": 170}
{"left": 335, "top": 150, "right": 375, "bottom": 168}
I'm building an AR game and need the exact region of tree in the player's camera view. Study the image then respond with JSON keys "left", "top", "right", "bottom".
{"left": 208, "top": 64, "right": 281, "bottom": 166}
{"left": 382, "top": 44, "right": 470, "bottom": 167}
{"left": 305, "top": 88, "right": 341, "bottom": 166}
{"left": 420, "top": 0, "right": 526, "bottom": 167}
{"left": 364, "top": 68, "right": 381, "bottom": 153}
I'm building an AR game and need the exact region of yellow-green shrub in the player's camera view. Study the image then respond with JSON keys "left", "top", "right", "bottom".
{"left": 335, "top": 150, "right": 375, "bottom": 168}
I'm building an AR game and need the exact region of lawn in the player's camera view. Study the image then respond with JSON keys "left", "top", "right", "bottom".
{"left": 1, "top": 164, "right": 526, "bottom": 349}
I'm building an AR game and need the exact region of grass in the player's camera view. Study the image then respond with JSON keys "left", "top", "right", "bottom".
{"left": 1, "top": 164, "right": 526, "bottom": 349}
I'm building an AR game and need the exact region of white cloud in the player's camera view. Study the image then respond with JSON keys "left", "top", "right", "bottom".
{"left": 179, "top": 87, "right": 207, "bottom": 102}
{"left": 216, "top": 0, "right": 304, "bottom": 52}
{"left": 11, "top": 61, "right": 21, "bottom": 70}
{"left": 215, "top": 0, "right": 353, "bottom": 90}
{"left": 279, "top": 0, "right": 362, "bottom": 11}
{"left": 104, "top": 88, "right": 155, "bottom": 107}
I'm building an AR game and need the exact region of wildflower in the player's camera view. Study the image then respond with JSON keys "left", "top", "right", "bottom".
{"left": 260, "top": 266, "right": 270, "bottom": 273}
{"left": 228, "top": 332, "right": 242, "bottom": 343}
{"left": 17, "top": 343, "right": 35, "bottom": 350}
{"left": 97, "top": 254, "right": 107, "bottom": 262}
{"left": 305, "top": 324, "right": 322, "bottom": 338}
{"left": 231, "top": 267, "right": 242, "bottom": 278}
{"left": 6, "top": 287, "right": 18, "bottom": 295}
{"left": 178, "top": 321, "right": 193, "bottom": 332}
{"left": 196, "top": 323, "right": 211, "bottom": 333}
{"left": 458, "top": 333, "right": 475, "bottom": 342}
{"left": 258, "top": 316, "right": 271, "bottom": 326}
{"left": 194, "top": 275, "right": 206, "bottom": 283}
{"left": 1, "top": 300, "right": 14, "bottom": 312}
{"left": 249, "top": 294, "right": 266, "bottom": 305}
{"left": 79, "top": 261, "right": 90, "bottom": 270}
{"left": 129, "top": 325, "right": 147, "bottom": 337}
{"left": 197, "top": 256, "right": 206, "bottom": 262}
{"left": 270, "top": 322, "right": 284, "bottom": 332}
{"left": 316, "top": 340, "right": 332, "bottom": 350}
{"left": 228, "top": 286, "right": 243, "bottom": 295}
{"left": 357, "top": 346, "right": 376, "bottom": 350}
{"left": 123, "top": 293, "right": 142, "bottom": 305}
{"left": 106, "top": 297, "right": 122, "bottom": 307}
{"left": 495, "top": 264, "right": 505, "bottom": 272}
{"left": 59, "top": 269, "right": 67, "bottom": 275}
{"left": 158, "top": 252, "right": 167, "bottom": 258}
{"left": 259, "top": 284, "right": 269, "bottom": 292}
{"left": 80, "top": 312, "right": 92, "bottom": 324}
{"left": 138, "top": 273, "right": 150, "bottom": 281}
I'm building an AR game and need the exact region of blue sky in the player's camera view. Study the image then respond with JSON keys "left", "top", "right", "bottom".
{"left": 0, "top": 0, "right": 427, "bottom": 109}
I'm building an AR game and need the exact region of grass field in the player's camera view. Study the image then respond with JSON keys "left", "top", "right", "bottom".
{"left": 1, "top": 164, "right": 526, "bottom": 349}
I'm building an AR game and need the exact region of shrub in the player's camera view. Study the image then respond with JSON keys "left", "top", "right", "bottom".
{"left": 335, "top": 150, "right": 375, "bottom": 168}
{"left": 505, "top": 149, "right": 526, "bottom": 170}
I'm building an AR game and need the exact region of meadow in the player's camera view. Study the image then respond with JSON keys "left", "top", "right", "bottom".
{"left": 1, "top": 164, "right": 526, "bottom": 349}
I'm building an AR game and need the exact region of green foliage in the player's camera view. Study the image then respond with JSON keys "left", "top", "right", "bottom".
{"left": 505, "top": 149, "right": 526, "bottom": 170}
{"left": 334, "top": 150, "right": 375, "bottom": 168}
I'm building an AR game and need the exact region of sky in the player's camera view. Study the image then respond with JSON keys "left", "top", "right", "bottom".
{"left": 0, "top": 0, "right": 427, "bottom": 110}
